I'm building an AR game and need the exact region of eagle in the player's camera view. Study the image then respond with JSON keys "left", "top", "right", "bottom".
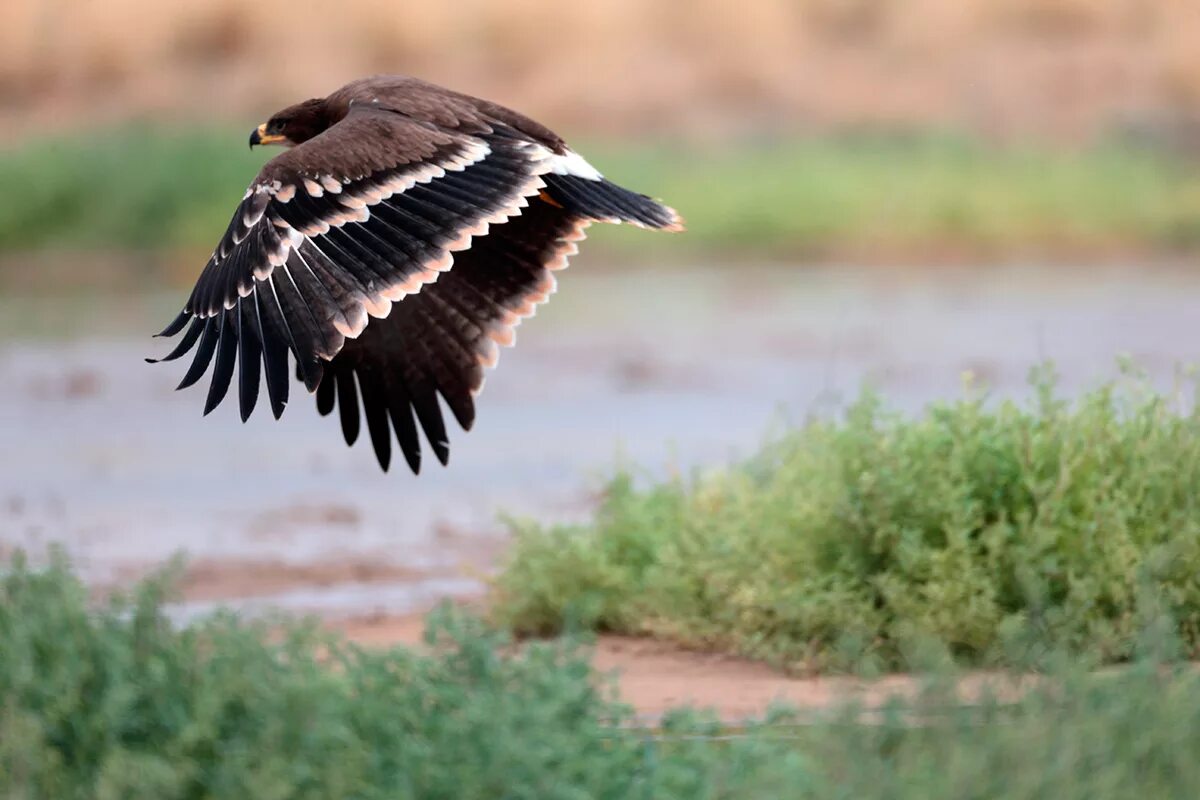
{"left": 149, "top": 75, "right": 682, "bottom": 474}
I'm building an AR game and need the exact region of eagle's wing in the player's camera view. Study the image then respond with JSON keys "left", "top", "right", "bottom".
{"left": 327, "top": 75, "right": 569, "bottom": 151}
{"left": 314, "top": 198, "right": 590, "bottom": 473}
{"left": 150, "top": 103, "right": 555, "bottom": 421}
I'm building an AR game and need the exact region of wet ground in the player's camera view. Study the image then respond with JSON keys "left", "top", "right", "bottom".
{"left": 3, "top": 261, "right": 1199, "bottom": 624}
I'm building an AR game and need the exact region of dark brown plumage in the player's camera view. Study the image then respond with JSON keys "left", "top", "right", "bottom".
{"left": 150, "top": 75, "right": 683, "bottom": 473}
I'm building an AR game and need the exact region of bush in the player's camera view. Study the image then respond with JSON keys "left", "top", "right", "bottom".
{"left": 493, "top": 365, "right": 1200, "bottom": 672}
{"left": 0, "top": 552, "right": 788, "bottom": 798}
{"left": 4, "top": 553, "right": 1200, "bottom": 798}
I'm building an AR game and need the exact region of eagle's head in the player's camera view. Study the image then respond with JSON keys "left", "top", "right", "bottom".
{"left": 249, "top": 98, "right": 336, "bottom": 149}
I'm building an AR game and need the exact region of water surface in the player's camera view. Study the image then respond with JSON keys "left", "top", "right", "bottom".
{"left": 2, "top": 262, "right": 1197, "bottom": 618}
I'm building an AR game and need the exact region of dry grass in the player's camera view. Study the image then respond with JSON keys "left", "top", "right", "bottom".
{"left": 2, "top": 0, "right": 1199, "bottom": 144}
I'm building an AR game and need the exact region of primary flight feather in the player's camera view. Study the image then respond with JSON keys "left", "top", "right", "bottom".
{"left": 150, "top": 75, "right": 683, "bottom": 473}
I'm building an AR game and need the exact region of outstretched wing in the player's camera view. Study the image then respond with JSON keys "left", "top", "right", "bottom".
{"left": 312, "top": 197, "right": 589, "bottom": 473}
{"left": 150, "top": 104, "right": 555, "bottom": 421}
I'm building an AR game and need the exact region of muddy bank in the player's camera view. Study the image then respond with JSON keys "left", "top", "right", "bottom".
{"left": 339, "top": 612, "right": 1046, "bottom": 722}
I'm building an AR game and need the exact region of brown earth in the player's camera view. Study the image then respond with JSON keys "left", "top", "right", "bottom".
{"left": 337, "top": 613, "right": 1039, "bottom": 722}
{"left": 175, "top": 558, "right": 431, "bottom": 603}
{"left": 3, "top": 0, "right": 1200, "bottom": 146}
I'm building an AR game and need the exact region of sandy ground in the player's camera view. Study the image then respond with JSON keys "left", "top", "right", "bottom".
{"left": 339, "top": 613, "right": 865, "bottom": 719}
{"left": 339, "top": 612, "right": 1040, "bottom": 722}
{"left": 4, "top": 261, "right": 1200, "bottom": 717}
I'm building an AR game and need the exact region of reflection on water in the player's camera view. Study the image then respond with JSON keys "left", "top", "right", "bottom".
{"left": 2, "top": 262, "right": 1198, "bottom": 618}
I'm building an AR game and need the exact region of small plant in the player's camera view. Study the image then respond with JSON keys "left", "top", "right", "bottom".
{"left": 493, "top": 365, "right": 1200, "bottom": 672}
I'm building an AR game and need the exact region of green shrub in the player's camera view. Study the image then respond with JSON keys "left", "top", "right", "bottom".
{"left": 493, "top": 366, "right": 1200, "bottom": 671}
{"left": 4, "top": 553, "right": 1200, "bottom": 798}
{"left": 0, "top": 551, "right": 785, "bottom": 799}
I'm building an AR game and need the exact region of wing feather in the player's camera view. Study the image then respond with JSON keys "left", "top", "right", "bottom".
{"left": 255, "top": 282, "right": 293, "bottom": 419}
{"left": 145, "top": 316, "right": 204, "bottom": 363}
{"left": 335, "top": 370, "right": 360, "bottom": 446}
{"left": 357, "top": 369, "right": 393, "bottom": 472}
{"left": 236, "top": 300, "right": 262, "bottom": 422}
{"left": 176, "top": 318, "right": 220, "bottom": 391}
{"left": 384, "top": 377, "right": 423, "bottom": 475}
{"left": 203, "top": 310, "right": 238, "bottom": 416}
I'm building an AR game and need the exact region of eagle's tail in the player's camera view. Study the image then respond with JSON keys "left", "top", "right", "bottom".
{"left": 541, "top": 174, "right": 684, "bottom": 232}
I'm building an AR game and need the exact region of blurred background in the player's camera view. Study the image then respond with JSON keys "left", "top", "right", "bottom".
{"left": 2, "top": 0, "right": 1199, "bottom": 626}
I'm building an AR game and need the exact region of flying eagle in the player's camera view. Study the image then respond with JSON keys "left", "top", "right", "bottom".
{"left": 150, "top": 75, "right": 682, "bottom": 473}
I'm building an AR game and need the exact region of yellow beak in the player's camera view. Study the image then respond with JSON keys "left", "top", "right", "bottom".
{"left": 249, "top": 123, "right": 288, "bottom": 148}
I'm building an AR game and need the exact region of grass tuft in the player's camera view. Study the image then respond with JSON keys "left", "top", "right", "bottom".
{"left": 493, "top": 365, "right": 1200, "bottom": 672}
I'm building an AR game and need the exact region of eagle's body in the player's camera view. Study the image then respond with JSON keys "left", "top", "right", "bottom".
{"left": 151, "top": 75, "right": 682, "bottom": 473}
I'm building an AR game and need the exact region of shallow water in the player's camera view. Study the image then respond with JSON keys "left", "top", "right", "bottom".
{"left": 2, "top": 261, "right": 1198, "bottom": 619}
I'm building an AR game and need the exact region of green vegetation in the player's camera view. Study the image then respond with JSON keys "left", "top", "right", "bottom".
{"left": 494, "top": 366, "right": 1200, "bottom": 672}
{"left": 1, "top": 128, "right": 265, "bottom": 254}
{"left": 3, "top": 128, "right": 1199, "bottom": 262}
{"left": 589, "top": 136, "right": 1200, "bottom": 259}
{"left": 5, "top": 553, "right": 1200, "bottom": 799}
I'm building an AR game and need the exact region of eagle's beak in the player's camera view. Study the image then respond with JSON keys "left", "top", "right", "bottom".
{"left": 249, "top": 123, "right": 287, "bottom": 149}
